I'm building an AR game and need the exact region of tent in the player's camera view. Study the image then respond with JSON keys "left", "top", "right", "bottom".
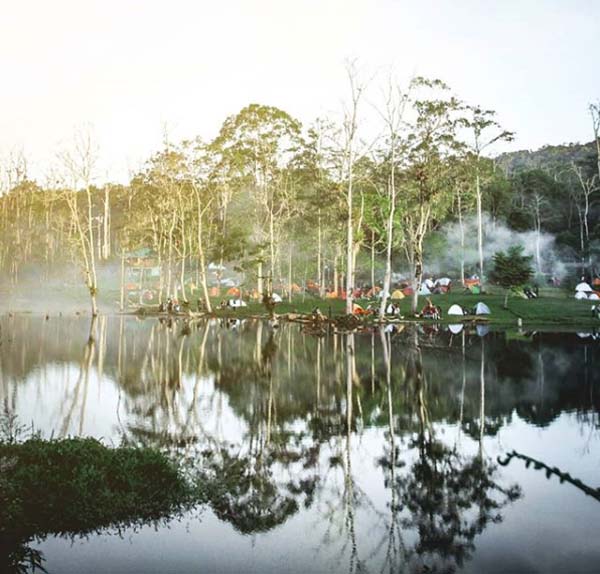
{"left": 448, "top": 324, "right": 464, "bottom": 334}
{"left": 390, "top": 289, "right": 405, "bottom": 300}
{"left": 473, "top": 302, "right": 491, "bottom": 315}
{"left": 576, "top": 282, "right": 593, "bottom": 292}
{"left": 448, "top": 304, "right": 466, "bottom": 316}
{"left": 589, "top": 293, "right": 600, "bottom": 301}
{"left": 226, "top": 287, "right": 240, "bottom": 297}
{"left": 575, "top": 291, "right": 588, "bottom": 300}
{"left": 271, "top": 293, "right": 283, "bottom": 303}
{"left": 418, "top": 284, "right": 432, "bottom": 295}
{"left": 227, "top": 299, "right": 247, "bottom": 308}
{"left": 386, "top": 303, "right": 400, "bottom": 316}
{"left": 402, "top": 287, "right": 414, "bottom": 296}
{"left": 436, "top": 277, "right": 452, "bottom": 287}
{"left": 424, "top": 278, "right": 435, "bottom": 289}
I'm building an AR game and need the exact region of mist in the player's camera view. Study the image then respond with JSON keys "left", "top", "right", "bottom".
{"left": 424, "top": 214, "right": 569, "bottom": 281}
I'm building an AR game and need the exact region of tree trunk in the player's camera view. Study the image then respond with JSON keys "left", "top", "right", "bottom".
{"left": 288, "top": 248, "right": 293, "bottom": 304}
{"left": 457, "top": 188, "right": 465, "bottom": 285}
{"left": 119, "top": 249, "right": 126, "bottom": 312}
{"left": 379, "top": 171, "right": 396, "bottom": 321}
{"left": 475, "top": 166, "right": 484, "bottom": 285}
{"left": 411, "top": 242, "right": 423, "bottom": 315}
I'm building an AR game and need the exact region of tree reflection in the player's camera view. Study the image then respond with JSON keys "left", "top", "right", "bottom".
{"left": 377, "top": 326, "right": 521, "bottom": 574}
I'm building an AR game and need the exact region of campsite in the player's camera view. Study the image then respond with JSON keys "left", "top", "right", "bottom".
{"left": 2, "top": 2, "right": 600, "bottom": 573}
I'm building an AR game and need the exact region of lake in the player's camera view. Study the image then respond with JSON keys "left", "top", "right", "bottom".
{"left": 1, "top": 314, "right": 599, "bottom": 573}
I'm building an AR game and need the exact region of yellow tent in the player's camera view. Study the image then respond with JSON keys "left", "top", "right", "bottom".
{"left": 391, "top": 289, "right": 405, "bottom": 300}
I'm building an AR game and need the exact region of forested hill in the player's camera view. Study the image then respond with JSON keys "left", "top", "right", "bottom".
{"left": 495, "top": 140, "right": 597, "bottom": 174}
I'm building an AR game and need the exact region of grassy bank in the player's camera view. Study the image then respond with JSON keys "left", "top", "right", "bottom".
{"left": 144, "top": 288, "right": 600, "bottom": 328}
{"left": 0, "top": 436, "right": 201, "bottom": 572}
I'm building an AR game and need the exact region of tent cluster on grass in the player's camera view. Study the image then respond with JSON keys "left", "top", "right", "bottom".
{"left": 448, "top": 302, "right": 491, "bottom": 316}
{"left": 574, "top": 282, "right": 600, "bottom": 301}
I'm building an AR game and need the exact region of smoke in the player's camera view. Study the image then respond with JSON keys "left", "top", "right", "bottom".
{"left": 426, "top": 214, "right": 568, "bottom": 280}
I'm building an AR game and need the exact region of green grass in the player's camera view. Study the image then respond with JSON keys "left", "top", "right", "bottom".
{"left": 143, "top": 288, "right": 600, "bottom": 327}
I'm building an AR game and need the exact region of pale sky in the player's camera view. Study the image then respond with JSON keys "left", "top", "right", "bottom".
{"left": 1, "top": 0, "right": 598, "bottom": 183}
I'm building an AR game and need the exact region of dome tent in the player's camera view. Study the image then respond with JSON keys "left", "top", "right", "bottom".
{"left": 447, "top": 304, "right": 466, "bottom": 316}
{"left": 575, "top": 291, "right": 588, "bottom": 300}
{"left": 418, "top": 284, "right": 431, "bottom": 296}
{"left": 473, "top": 302, "right": 491, "bottom": 315}
{"left": 390, "top": 289, "right": 405, "bottom": 300}
{"left": 576, "top": 282, "right": 593, "bottom": 292}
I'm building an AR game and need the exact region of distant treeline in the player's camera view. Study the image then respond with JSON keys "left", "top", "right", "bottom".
{"left": 0, "top": 76, "right": 598, "bottom": 315}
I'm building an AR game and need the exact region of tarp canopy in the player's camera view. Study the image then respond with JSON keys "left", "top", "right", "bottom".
{"left": 436, "top": 277, "right": 452, "bottom": 286}
{"left": 418, "top": 284, "right": 431, "bottom": 295}
{"left": 448, "top": 304, "right": 465, "bottom": 316}
{"left": 576, "top": 282, "right": 593, "bottom": 292}
{"left": 473, "top": 302, "right": 491, "bottom": 315}
{"left": 448, "top": 324, "right": 464, "bottom": 334}
{"left": 575, "top": 291, "right": 588, "bottom": 300}
{"left": 391, "top": 289, "right": 405, "bottom": 300}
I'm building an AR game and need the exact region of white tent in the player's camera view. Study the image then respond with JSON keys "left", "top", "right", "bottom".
{"left": 271, "top": 293, "right": 283, "bottom": 303}
{"left": 424, "top": 278, "right": 435, "bottom": 289}
{"left": 448, "top": 304, "right": 465, "bottom": 316}
{"left": 448, "top": 324, "right": 464, "bottom": 334}
{"left": 418, "top": 284, "right": 432, "bottom": 295}
{"left": 575, "top": 282, "right": 593, "bottom": 292}
{"left": 208, "top": 262, "right": 226, "bottom": 271}
{"left": 227, "top": 299, "right": 247, "bottom": 308}
{"left": 575, "top": 291, "right": 588, "bottom": 300}
{"left": 436, "top": 277, "right": 452, "bottom": 287}
{"left": 473, "top": 302, "right": 491, "bottom": 315}
{"left": 590, "top": 293, "right": 600, "bottom": 301}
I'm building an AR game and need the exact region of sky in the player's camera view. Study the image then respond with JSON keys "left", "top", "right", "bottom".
{"left": 0, "top": 0, "right": 598, "bottom": 183}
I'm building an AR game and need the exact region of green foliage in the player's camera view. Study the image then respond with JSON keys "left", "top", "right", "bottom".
{"left": 0, "top": 436, "right": 198, "bottom": 572}
{"left": 490, "top": 246, "right": 533, "bottom": 289}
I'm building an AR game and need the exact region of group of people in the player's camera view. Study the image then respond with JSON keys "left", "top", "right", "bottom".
{"left": 421, "top": 299, "right": 443, "bottom": 320}
{"left": 158, "top": 298, "right": 182, "bottom": 314}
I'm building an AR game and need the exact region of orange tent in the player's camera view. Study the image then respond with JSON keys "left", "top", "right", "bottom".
{"left": 209, "top": 287, "right": 219, "bottom": 297}
{"left": 226, "top": 287, "right": 241, "bottom": 297}
{"left": 353, "top": 303, "right": 372, "bottom": 316}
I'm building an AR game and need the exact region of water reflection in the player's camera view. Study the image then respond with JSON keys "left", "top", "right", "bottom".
{"left": 1, "top": 315, "right": 600, "bottom": 573}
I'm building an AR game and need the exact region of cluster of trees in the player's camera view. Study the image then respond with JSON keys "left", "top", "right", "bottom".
{"left": 0, "top": 68, "right": 598, "bottom": 316}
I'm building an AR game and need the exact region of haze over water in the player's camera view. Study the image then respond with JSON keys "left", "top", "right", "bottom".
{"left": 1, "top": 314, "right": 599, "bottom": 573}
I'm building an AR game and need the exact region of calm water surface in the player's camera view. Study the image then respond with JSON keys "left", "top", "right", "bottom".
{"left": 1, "top": 314, "right": 599, "bottom": 574}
